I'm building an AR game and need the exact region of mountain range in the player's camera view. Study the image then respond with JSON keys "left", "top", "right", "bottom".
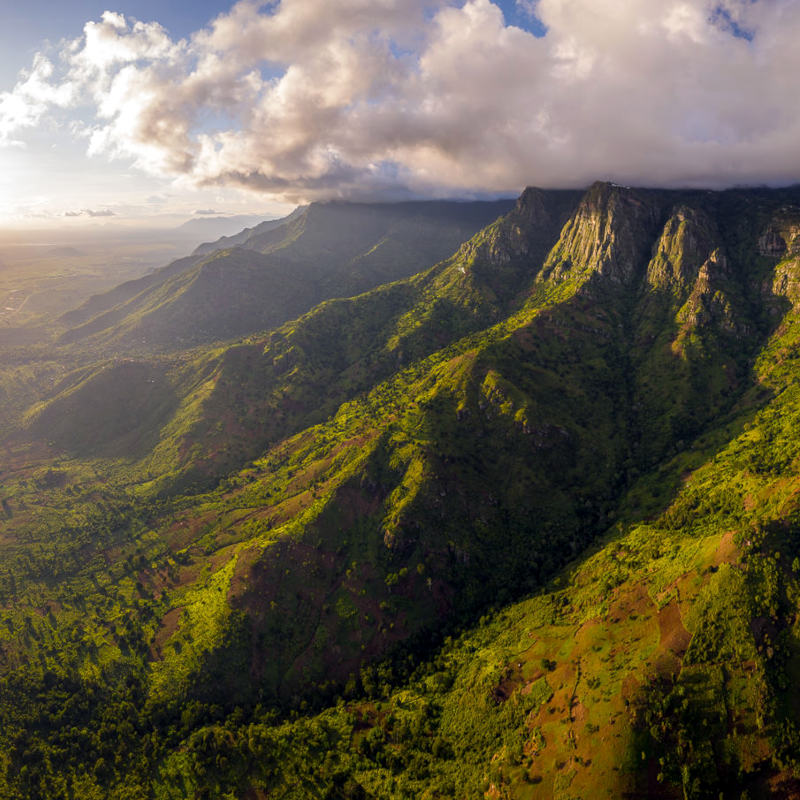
{"left": 57, "top": 199, "right": 514, "bottom": 352}
{"left": 176, "top": 214, "right": 276, "bottom": 242}
{"left": 2, "top": 183, "right": 800, "bottom": 798}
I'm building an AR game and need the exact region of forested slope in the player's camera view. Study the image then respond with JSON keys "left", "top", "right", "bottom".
{"left": 3, "top": 184, "right": 800, "bottom": 798}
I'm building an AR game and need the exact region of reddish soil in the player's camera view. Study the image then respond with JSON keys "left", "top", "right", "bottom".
{"left": 657, "top": 601, "right": 691, "bottom": 657}
{"left": 242, "top": 788, "right": 268, "bottom": 800}
{"left": 151, "top": 606, "right": 183, "bottom": 659}
{"left": 226, "top": 547, "right": 263, "bottom": 602}
{"left": 176, "top": 561, "right": 203, "bottom": 587}
{"left": 278, "top": 430, "right": 379, "bottom": 499}
{"left": 491, "top": 663, "right": 524, "bottom": 704}
{"left": 712, "top": 530, "right": 738, "bottom": 566}
{"left": 163, "top": 519, "right": 202, "bottom": 553}
{"left": 620, "top": 673, "right": 641, "bottom": 705}
{"left": 208, "top": 544, "right": 237, "bottom": 572}
{"left": 765, "top": 772, "right": 800, "bottom": 799}
{"left": 138, "top": 565, "right": 174, "bottom": 598}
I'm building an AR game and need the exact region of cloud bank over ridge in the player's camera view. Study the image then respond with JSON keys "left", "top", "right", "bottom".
{"left": 1, "top": 0, "right": 799, "bottom": 202}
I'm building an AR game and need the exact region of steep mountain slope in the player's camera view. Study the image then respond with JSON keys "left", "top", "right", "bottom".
{"left": 57, "top": 199, "right": 515, "bottom": 352}
{"left": 4, "top": 183, "right": 800, "bottom": 798}
{"left": 177, "top": 214, "right": 275, "bottom": 244}
{"left": 57, "top": 210, "right": 309, "bottom": 329}
{"left": 144, "top": 182, "right": 789, "bottom": 702}
{"left": 58, "top": 253, "right": 206, "bottom": 329}
{"left": 25, "top": 190, "right": 577, "bottom": 491}
{"left": 192, "top": 206, "right": 308, "bottom": 255}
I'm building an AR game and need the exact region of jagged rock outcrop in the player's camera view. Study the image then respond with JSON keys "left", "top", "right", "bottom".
{"left": 771, "top": 257, "right": 800, "bottom": 305}
{"left": 758, "top": 211, "right": 800, "bottom": 258}
{"left": 676, "top": 248, "right": 743, "bottom": 335}
{"left": 645, "top": 205, "right": 720, "bottom": 295}
{"left": 12, "top": 182, "right": 800, "bottom": 800}
{"left": 759, "top": 226, "right": 788, "bottom": 258}
{"left": 464, "top": 187, "right": 571, "bottom": 265}
{"left": 538, "top": 182, "right": 663, "bottom": 288}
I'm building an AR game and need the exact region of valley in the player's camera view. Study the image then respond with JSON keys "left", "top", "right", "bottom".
{"left": 2, "top": 185, "right": 800, "bottom": 798}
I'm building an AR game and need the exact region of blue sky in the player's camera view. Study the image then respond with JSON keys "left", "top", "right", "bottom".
{"left": 0, "top": 0, "right": 545, "bottom": 86}
{"left": 0, "top": 0, "right": 798, "bottom": 229}
{"left": 0, "top": 0, "right": 552, "bottom": 228}
{"left": 0, "top": 0, "right": 550, "bottom": 228}
{"left": 0, "top": 1, "right": 231, "bottom": 78}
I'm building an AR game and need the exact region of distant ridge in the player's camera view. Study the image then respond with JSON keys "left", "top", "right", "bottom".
{"left": 176, "top": 214, "right": 276, "bottom": 242}
{"left": 43, "top": 246, "right": 85, "bottom": 258}
{"left": 192, "top": 206, "right": 307, "bottom": 256}
{"left": 58, "top": 198, "right": 516, "bottom": 351}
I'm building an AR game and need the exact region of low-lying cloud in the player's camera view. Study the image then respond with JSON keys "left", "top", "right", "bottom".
{"left": 64, "top": 208, "right": 116, "bottom": 217}
{"left": 2, "top": 0, "right": 800, "bottom": 201}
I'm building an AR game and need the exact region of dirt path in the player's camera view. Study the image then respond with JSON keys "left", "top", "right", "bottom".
{"left": 2, "top": 292, "right": 31, "bottom": 315}
{"left": 11, "top": 294, "right": 31, "bottom": 314}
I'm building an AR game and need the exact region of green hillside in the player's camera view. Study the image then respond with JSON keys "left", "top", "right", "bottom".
{"left": 57, "top": 199, "right": 516, "bottom": 353}
{"left": 3, "top": 183, "right": 800, "bottom": 798}
{"left": 21, "top": 190, "right": 574, "bottom": 494}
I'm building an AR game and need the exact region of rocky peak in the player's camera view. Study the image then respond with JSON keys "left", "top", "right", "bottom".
{"left": 539, "top": 182, "right": 663, "bottom": 288}
{"left": 581, "top": 180, "right": 622, "bottom": 211}
{"left": 455, "top": 187, "right": 579, "bottom": 271}
{"left": 697, "top": 248, "right": 730, "bottom": 281}
{"left": 676, "top": 247, "right": 742, "bottom": 336}
{"left": 645, "top": 205, "right": 720, "bottom": 295}
{"left": 485, "top": 188, "right": 554, "bottom": 264}
{"left": 515, "top": 186, "right": 551, "bottom": 222}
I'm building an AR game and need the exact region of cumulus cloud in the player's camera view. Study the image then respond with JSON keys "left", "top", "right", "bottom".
{"left": 2, "top": 0, "right": 800, "bottom": 200}
{"left": 0, "top": 53, "right": 74, "bottom": 143}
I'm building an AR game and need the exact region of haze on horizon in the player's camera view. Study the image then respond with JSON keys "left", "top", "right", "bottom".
{"left": 1, "top": 0, "right": 799, "bottom": 230}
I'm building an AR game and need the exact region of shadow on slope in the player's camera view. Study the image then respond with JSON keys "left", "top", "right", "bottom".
{"left": 25, "top": 360, "right": 180, "bottom": 459}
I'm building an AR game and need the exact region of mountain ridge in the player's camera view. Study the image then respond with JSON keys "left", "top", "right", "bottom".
{"left": 5, "top": 182, "right": 800, "bottom": 797}
{"left": 56, "top": 198, "right": 516, "bottom": 353}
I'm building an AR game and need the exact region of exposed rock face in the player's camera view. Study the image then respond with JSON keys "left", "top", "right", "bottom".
{"left": 539, "top": 181, "right": 663, "bottom": 288}
{"left": 645, "top": 206, "right": 720, "bottom": 295}
{"left": 456, "top": 187, "right": 581, "bottom": 272}
{"left": 753, "top": 213, "right": 800, "bottom": 309}
{"left": 758, "top": 226, "right": 787, "bottom": 258}
{"left": 677, "top": 248, "right": 741, "bottom": 335}
{"left": 771, "top": 257, "right": 800, "bottom": 305}
{"left": 202, "top": 183, "right": 800, "bottom": 703}
{"left": 479, "top": 188, "right": 553, "bottom": 264}
{"left": 758, "top": 212, "right": 800, "bottom": 258}
{"left": 444, "top": 188, "right": 583, "bottom": 310}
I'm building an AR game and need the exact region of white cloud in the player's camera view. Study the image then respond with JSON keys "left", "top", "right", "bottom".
{"left": 0, "top": 54, "right": 74, "bottom": 143}
{"left": 2, "top": 0, "right": 800, "bottom": 200}
{"left": 64, "top": 208, "right": 116, "bottom": 217}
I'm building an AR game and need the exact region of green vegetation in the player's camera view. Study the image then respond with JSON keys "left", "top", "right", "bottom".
{"left": 4, "top": 184, "right": 800, "bottom": 797}
{"left": 57, "top": 198, "right": 516, "bottom": 353}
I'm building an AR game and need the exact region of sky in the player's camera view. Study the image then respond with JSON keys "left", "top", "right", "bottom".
{"left": 0, "top": 0, "right": 798, "bottom": 229}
